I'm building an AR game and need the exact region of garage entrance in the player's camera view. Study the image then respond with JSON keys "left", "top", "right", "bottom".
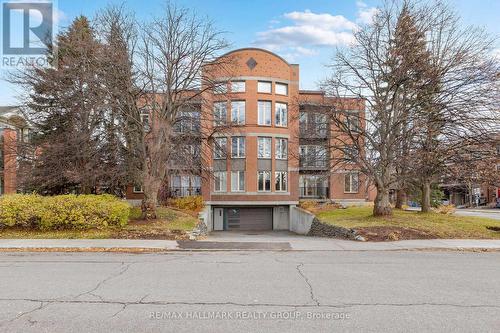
{"left": 213, "top": 207, "right": 273, "bottom": 231}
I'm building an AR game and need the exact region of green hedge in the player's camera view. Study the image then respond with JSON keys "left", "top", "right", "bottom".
{"left": 0, "top": 194, "right": 130, "bottom": 230}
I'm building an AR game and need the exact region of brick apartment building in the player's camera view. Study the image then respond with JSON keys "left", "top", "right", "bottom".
{"left": 128, "top": 48, "right": 375, "bottom": 230}
{"left": 0, "top": 107, "right": 22, "bottom": 195}
{"left": 198, "top": 48, "right": 374, "bottom": 231}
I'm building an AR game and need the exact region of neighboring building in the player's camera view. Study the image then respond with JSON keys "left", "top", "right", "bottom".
{"left": 0, "top": 107, "right": 24, "bottom": 195}
{"left": 440, "top": 138, "right": 500, "bottom": 207}
{"left": 197, "top": 48, "right": 374, "bottom": 231}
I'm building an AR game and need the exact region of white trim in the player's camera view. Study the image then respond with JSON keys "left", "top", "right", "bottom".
{"left": 213, "top": 132, "right": 290, "bottom": 139}
{"left": 216, "top": 76, "right": 299, "bottom": 85}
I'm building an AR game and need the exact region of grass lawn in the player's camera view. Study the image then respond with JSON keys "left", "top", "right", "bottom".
{"left": 0, "top": 206, "right": 198, "bottom": 240}
{"left": 316, "top": 206, "right": 500, "bottom": 241}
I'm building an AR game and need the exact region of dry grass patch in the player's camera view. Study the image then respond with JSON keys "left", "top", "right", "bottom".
{"left": 316, "top": 206, "right": 500, "bottom": 241}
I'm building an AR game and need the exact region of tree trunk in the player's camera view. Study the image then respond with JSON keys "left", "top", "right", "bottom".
{"left": 421, "top": 180, "right": 431, "bottom": 213}
{"left": 395, "top": 188, "right": 407, "bottom": 209}
{"left": 373, "top": 186, "right": 392, "bottom": 216}
{"left": 141, "top": 173, "right": 161, "bottom": 220}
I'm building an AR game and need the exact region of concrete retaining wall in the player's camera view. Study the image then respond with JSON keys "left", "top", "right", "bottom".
{"left": 198, "top": 205, "right": 212, "bottom": 232}
{"left": 290, "top": 206, "right": 315, "bottom": 235}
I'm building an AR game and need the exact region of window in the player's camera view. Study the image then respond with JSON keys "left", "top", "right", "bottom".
{"left": 275, "top": 172, "right": 288, "bottom": 192}
{"left": 275, "top": 103, "right": 288, "bottom": 127}
{"left": 213, "top": 137, "right": 227, "bottom": 159}
{"left": 214, "top": 82, "right": 227, "bottom": 94}
{"left": 231, "top": 101, "right": 245, "bottom": 125}
{"left": 214, "top": 172, "right": 227, "bottom": 192}
{"left": 258, "top": 171, "right": 271, "bottom": 191}
{"left": 133, "top": 185, "right": 143, "bottom": 193}
{"left": 258, "top": 137, "right": 272, "bottom": 158}
{"left": 231, "top": 171, "right": 245, "bottom": 192}
{"left": 275, "top": 138, "right": 288, "bottom": 159}
{"left": 231, "top": 81, "right": 245, "bottom": 93}
{"left": 344, "top": 173, "right": 359, "bottom": 193}
{"left": 258, "top": 101, "right": 272, "bottom": 126}
{"left": 140, "top": 111, "right": 150, "bottom": 131}
{"left": 257, "top": 81, "right": 272, "bottom": 93}
{"left": 231, "top": 137, "right": 245, "bottom": 158}
{"left": 300, "top": 145, "right": 328, "bottom": 167}
{"left": 275, "top": 83, "right": 288, "bottom": 95}
{"left": 214, "top": 102, "right": 227, "bottom": 126}
{"left": 345, "top": 112, "right": 361, "bottom": 132}
{"left": 343, "top": 145, "right": 359, "bottom": 163}
{"left": 175, "top": 111, "right": 200, "bottom": 133}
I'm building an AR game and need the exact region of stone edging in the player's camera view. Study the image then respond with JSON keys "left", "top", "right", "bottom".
{"left": 307, "top": 218, "right": 365, "bottom": 241}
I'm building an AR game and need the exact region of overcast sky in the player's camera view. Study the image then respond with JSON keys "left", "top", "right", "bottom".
{"left": 1, "top": 0, "right": 499, "bottom": 105}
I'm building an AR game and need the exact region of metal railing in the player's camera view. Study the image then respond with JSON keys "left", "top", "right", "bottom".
{"left": 299, "top": 186, "right": 329, "bottom": 199}
{"left": 299, "top": 125, "right": 328, "bottom": 139}
{"left": 168, "top": 186, "right": 201, "bottom": 197}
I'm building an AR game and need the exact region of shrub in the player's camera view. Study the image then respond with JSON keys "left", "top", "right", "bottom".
{"left": 0, "top": 194, "right": 44, "bottom": 227}
{"left": 434, "top": 204, "right": 456, "bottom": 215}
{"left": 299, "top": 200, "right": 320, "bottom": 212}
{"left": 0, "top": 194, "right": 130, "bottom": 230}
{"left": 168, "top": 196, "right": 204, "bottom": 212}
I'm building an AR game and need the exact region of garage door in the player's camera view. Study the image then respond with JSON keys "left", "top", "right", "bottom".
{"left": 227, "top": 208, "right": 273, "bottom": 231}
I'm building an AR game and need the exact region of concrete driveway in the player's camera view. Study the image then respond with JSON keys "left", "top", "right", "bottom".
{"left": 0, "top": 251, "right": 499, "bottom": 332}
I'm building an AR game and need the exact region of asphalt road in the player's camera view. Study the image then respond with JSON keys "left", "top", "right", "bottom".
{"left": 454, "top": 209, "right": 500, "bottom": 220}
{"left": 0, "top": 251, "right": 499, "bottom": 332}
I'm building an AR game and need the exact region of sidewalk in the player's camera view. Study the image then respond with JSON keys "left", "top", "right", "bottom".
{"left": 0, "top": 234, "right": 499, "bottom": 251}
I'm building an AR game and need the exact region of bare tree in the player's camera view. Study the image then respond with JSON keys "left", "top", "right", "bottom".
{"left": 323, "top": 0, "right": 499, "bottom": 216}
{"left": 322, "top": 1, "right": 432, "bottom": 216}
{"left": 407, "top": 2, "right": 500, "bottom": 212}
{"left": 136, "top": 3, "right": 230, "bottom": 218}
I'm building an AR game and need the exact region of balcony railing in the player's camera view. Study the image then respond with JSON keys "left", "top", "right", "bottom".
{"left": 299, "top": 186, "right": 329, "bottom": 199}
{"left": 168, "top": 186, "right": 201, "bottom": 197}
{"left": 299, "top": 125, "right": 328, "bottom": 139}
{"left": 299, "top": 159, "right": 329, "bottom": 169}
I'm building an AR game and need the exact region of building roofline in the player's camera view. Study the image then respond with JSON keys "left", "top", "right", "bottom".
{"left": 217, "top": 47, "right": 296, "bottom": 66}
{"left": 299, "top": 90, "right": 325, "bottom": 95}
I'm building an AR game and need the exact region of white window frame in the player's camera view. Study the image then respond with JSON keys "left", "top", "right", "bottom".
{"left": 345, "top": 112, "right": 361, "bottom": 132}
{"left": 231, "top": 101, "right": 245, "bottom": 125}
{"left": 231, "top": 81, "right": 245, "bottom": 93}
{"left": 231, "top": 171, "right": 245, "bottom": 192}
{"left": 275, "top": 171, "right": 288, "bottom": 192}
{"left": 257, "top": 171, "right": 271, "bottom": 192}
{"left": 214, "top": 102, "right": 227, "bottom": 126}
{"left": 275, "top": 138, "right": 288, "bottom": 160}
{"left": 258, "top": 137, "right": 272, "bottom": 159}
{"left": 275, "top": 83, "right": 288, "bottom": 96}
{"left": 214, "top": 171, "right": 227, "bottom": 192}
{"left": 258, "top": 101, "right": 272, "bottom": 126}
{"left": 214, "top": 82, "right": 228, "bottom": 94}
{"left": 257, "top": 81, "right": 272, "bottom": 93}
{"left": 344, "top": 172, "right": 359, "bottom": 193}
{"left": 231, "top": 136, "right": 245, "bottom": 158}
{"left": 275, "top": 102, "right": 288, "bottom": 127}
{"left": 133, "top": 185, "right": 143, "bottom": 193}
{"left": 213, "top": 137, "right": 227, "bottom": 159}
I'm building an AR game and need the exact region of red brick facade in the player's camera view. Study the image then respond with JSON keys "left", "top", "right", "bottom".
{"left": 1, "top": 128, "right": 17, "bottom": 195}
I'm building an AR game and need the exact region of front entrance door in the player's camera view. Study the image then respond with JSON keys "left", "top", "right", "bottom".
{"left": 213, "top": 208, "right": 224, "bottom": 231}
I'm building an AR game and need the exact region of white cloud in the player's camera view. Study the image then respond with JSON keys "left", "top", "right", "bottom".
{"left": 253, "top": 4, "right": 379, "bottom": 62}
{"left": 254, "top": 9, "right": 357, "bottom": 52}
{"left": 492, "top": 48, "right": 500, "bottom": 59}
{"left": 284, "top": 10, "right": 358, "bottom": 31}
{"left": 356, "top": 1, "right": 379, "bottom": 25}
